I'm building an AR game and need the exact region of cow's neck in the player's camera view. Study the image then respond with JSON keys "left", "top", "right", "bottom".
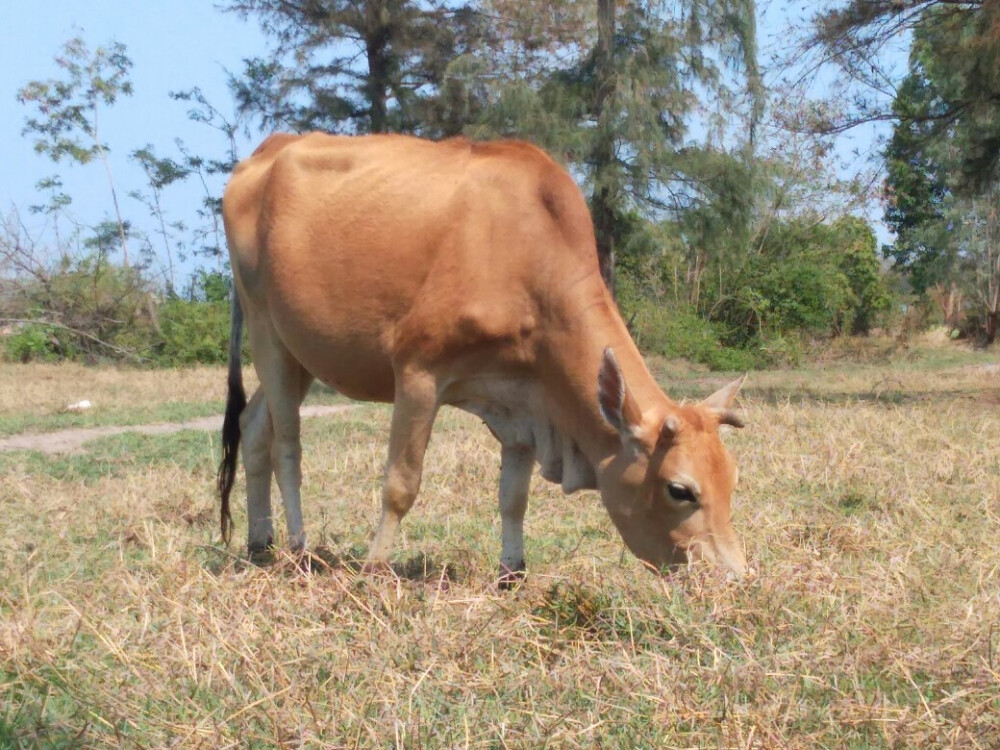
{"left": 538, "top": 272, "right": 670, "bottom": 467}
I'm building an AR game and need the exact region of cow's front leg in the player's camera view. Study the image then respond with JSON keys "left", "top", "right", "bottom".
{"left": 498, "top": 443, "right": 534, "bottom": 589}
{"left": 367, "top": 370, "right": 439, "bottom": 568}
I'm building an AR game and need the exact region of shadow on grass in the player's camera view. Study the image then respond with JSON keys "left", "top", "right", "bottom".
{"left": 656, "top": 382, "right": 939, "bottom": 408}
{"left": 200, "top": 543, "right": 463, "bottom": 584}
{"left": 0, "top": 714, "right": 86, "bottom": 750}
{"left": 744, "top": 386, "right": 1000, "bottom": 408}
{"left": 312, "top": 546, "right": 463, "bottom": 584}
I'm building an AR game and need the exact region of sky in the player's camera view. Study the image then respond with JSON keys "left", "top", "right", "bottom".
{"left": 0, "top": 1, "right": 268, "bottom": 286}
{"left": 0, "top": 1, "right": 900, "bottom": 287}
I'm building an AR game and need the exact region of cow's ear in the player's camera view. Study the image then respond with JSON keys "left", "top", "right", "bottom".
{"left": 700, "top": 374, "right": 746, "bottom": 429}
{"left": 598, "top": 347, "right": 642, "bottom": 439}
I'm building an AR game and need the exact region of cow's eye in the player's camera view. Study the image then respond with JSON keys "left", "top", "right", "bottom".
{"left": 667, "top": 483, "right": 697, "bottom": 503}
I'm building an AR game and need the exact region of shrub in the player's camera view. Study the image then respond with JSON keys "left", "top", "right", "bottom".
{"left": 622, "top": 293, "right": 757, "bottom": 371}
{"left": 0, "top": 254, "right": 243, "bottom": 365}
{"left": 3, "top": 323, "right": 64, "bottom": 363}
{"left": 153, "top": 299, "right": 231, "bottom": 365}
{"left": 1, "top": 258, "right": 156, "bottom": 363}
{"left": 705, "top": 216, "right": 895, "bottom": 346}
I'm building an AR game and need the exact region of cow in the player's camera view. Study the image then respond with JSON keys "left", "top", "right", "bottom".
{"left": 217, "top": 132, "right": 748, "bottom": 583}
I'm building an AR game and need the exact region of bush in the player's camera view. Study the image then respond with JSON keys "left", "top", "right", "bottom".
{"left": 0, "top": 255, "right": 242, "bottom": 365}
{"left": 705, "top": 216, "right": 895, "bottom": 347}
{"left": 622, "top": 294, "right": 757, "bottom": 371}
{"left": 153, "top": 299, "right": 231, "bottom": 365}
{"left": 0, "top": 258, "right": 157, "bottom": 363}
{"left": 3, "top": 323, "right": 64, "bottom": 363}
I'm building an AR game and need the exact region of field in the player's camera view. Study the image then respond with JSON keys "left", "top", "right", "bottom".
{"left": 1, "top": 347, "right": 999, "bottom": 748}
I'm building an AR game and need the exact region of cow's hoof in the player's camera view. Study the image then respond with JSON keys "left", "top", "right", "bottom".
{"left": 247, "top": 538, "right": 275, "bottom": 564}
{"left": 497, "top": 561, "right": 526, "bottom": 591}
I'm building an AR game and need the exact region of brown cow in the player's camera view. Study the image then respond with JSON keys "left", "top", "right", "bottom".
{"left": 218, "top": 133, "right": 748, "bottom": 581}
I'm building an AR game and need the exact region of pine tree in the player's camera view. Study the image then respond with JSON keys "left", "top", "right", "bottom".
{"left": 807, "top": 0, "right": 1000, "bottom": 192}
{"left": 224, "top": 0, "right": 485, "bottom": 135}
{"left": 468, "top": 1, "right": 760, "bottom": 296}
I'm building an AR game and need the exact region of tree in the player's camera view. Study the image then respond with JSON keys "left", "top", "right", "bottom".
{"left": 835, "top": 215, "right": 893, "bottom": 335}
{"left": 469, "top": 1, "right": 760, "bottom": 296}
{"left": 28, "top": 175, "right": 73, "bottom": 251}
{"left": 171, "top": 87, "right": 247, "bottom": 268}
{"left": 18, "top": 37, "right": 135, "bottom": 267}
{"left": 939, "top": 192, "right": 1000, "bottom": 343}
{"left": 592, "top": 0, "right": 618, "bottom": 291}
{"left": 803, "top": 0, "right": 1000, "bottom": 192}
{"left": 879, "top": 10, "right": 1000, "bottom": 340}
{"left": 223, "top": 0, "right": 485, "bottom": 135}
{"left": 129, "top": 146, "right": 189, "bottom": 293}
{"left": 882, "top": 67, "right": 954, "bottom": 293}
{"left": 584, "top": 0, "right": 760, "bottom": 297}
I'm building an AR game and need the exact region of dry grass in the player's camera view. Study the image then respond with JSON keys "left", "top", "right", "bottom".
{"left": 1, "top": 354, "right": 999, "bottom": 748}
{"left": 0, "top": 363, "right": 235, "bottom": 414}
{"left": 0, "top": 364, "right": 344, "bottom": 437}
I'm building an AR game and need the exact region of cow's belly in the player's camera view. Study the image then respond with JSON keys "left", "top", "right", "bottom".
{"left": 253, "top": 271, "right": 397, "bottom": 402}
{"left": 277, "top": 324, "right": 397, "bottom": 403}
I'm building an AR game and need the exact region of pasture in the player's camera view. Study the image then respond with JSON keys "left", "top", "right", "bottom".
{"left": 1, "top": 348, "right": 998, "bottom": 748}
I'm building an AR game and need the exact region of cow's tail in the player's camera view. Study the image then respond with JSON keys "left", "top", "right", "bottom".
{"left": 217, "top": 289, "right": 247, "bottom": 545}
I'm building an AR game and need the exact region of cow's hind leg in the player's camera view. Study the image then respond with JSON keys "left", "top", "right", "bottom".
{"left": 248, "top": 321, "right": 313, "bottom": 552}
{"left": 367, "top": 371, "right": 439, "bottom": 568}
{"left": 240, "top": 377, "right": 313, "bottom": 557}
{"left": 498, "top": 443, "right": 535, "bottom": 589}
{"left": 240, "top": 387, "right": 274, "bottom": 556}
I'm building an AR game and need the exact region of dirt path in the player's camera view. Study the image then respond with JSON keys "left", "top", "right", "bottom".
{"left": 0, "top": 404, "right": 355, "bottom": 455}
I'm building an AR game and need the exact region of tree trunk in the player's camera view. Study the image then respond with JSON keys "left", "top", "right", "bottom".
{"left": 365, "top": 0, "right": 391, "bottom": 134}
{"left": 592, "top": 0, "right": 617, "bottom": 297}
{"left": 986, "top": 310, "right": 998, "bottom": 345}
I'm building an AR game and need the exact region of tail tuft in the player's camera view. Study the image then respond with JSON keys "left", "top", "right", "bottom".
{"left": 217, "top": 292, "right": 246, "bottom": 544}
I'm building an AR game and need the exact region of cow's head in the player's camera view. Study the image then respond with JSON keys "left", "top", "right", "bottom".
{"left": 596, "top": 348, "right": 747, "bottom": 576}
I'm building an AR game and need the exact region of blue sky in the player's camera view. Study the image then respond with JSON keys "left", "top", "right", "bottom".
{"left": 0, "top": 1, "right": 267, "bottom": 284}
{"left": 1, "top": 1, "right": 898, "bottom": 286}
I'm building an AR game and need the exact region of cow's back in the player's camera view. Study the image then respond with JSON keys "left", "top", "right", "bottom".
{"left": 223, "top": 133, "right": 599, "bottom": 401}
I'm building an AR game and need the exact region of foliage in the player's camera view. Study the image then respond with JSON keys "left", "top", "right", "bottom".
{"left": 619, "top": 285, "right": 757, "bottom": 371}
{"left": 153, "top": 299, "right": 230, "bottom": 365}
{"left": 4, "top": 323, "right": 66, "bottom": 363}
{"left": 839, "top": 217, "right": 893, "bottom": 334}
{"left": 190, "top": 269, "right": 232, "bottom": 304}
{"left": 805, "top": 1, "right": 1000, "bottom": 190}
{"left": 707, "top": 216, "right": 892, "bottom": 347}
{"left": 128, "top": 144, "right": 190, "bottom": 292}
{"left": 17, "top": 37, "right": 135, "bottom": 267}
{"left": 0, "top": 253, "right": 154, "bottom": 362}
{"left": 883, "top": 68, "right": 953, "bottom": 294}
{"left": 0, "top": 219, "right": 234, "bottom": 365}
{"left": 6, "top": 17, "right": 922, "bottom": 371}
{"left": 466, "top": 1, "right": 760, "bottom": 295}
{"left": 882, "top": 11, "right": 1000, "bottom": 341}
{"left": 911, "top": 1, "right": 1000, "bottom": 193}
{"left": 223, "top": 0, "right": 487, "bottom": 136}
{"left": 149, "top": 268, "right": 235, "bottom": 366}
{"left": 16, "top": 37, "right": 133, "bottom": 165}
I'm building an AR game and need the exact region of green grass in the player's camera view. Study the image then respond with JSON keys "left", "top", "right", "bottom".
{"left": 0, "top": 401, "right": 224, "bottom": 437}
{"left": 0, "top": 430, "right": 219, "bottom": 481}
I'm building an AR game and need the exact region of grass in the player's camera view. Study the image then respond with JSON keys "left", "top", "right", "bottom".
{"left": 0, "top": 350, "right": 998, "bottom": 747}
{"left": 0, "top": 364, "right": 344, "bottom": 436}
